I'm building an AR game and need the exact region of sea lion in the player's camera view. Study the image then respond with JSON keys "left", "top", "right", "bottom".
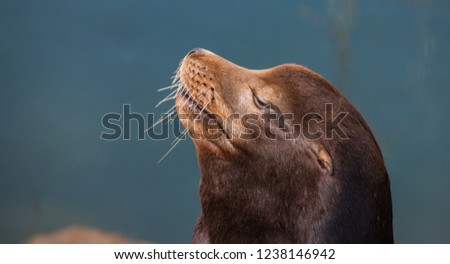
{"left": 174, "top": 48, "right": 393, "bottom": 243}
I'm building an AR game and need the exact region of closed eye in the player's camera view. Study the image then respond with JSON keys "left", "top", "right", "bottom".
{"left": 252, "top": 92, "right": 269, "bottom": 109}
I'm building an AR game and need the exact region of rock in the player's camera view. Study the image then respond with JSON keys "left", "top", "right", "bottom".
{"left": 25, "top": 225, "right": 150, "bottom": 244}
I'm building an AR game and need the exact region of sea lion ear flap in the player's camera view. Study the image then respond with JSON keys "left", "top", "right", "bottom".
{"left": 317, "top": 148, "right": 333, "bottom": 176}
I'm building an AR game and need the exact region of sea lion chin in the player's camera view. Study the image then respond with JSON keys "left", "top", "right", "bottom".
{"left": 175, "top": 48, "right": 393, "bottom": 243}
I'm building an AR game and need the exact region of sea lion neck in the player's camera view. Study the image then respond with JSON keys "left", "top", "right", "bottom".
{"left": 196, "top": 147, "right": 326, "bottom": 243}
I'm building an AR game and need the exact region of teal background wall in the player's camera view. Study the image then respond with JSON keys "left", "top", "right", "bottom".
{"left": 0, "top": 0, "right": 449, "bottom": 243}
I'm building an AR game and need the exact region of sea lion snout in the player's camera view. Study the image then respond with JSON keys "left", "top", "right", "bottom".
{"left": 179, "top": 56, "right": 216, "bottom": 109}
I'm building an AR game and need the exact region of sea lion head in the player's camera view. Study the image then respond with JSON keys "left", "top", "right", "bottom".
{"left": 176, "top": 48, "right": 345, "bottom": 174}
{"left": 174, "top": 48, "right": 393, "bottom": 243}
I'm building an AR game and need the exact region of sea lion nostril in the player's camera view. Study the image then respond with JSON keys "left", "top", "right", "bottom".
{"left": 187, "top": 49, "right": 198, "bottom": 56}
{"left": 188, "top": 48, "right": 206, "bottom": 56}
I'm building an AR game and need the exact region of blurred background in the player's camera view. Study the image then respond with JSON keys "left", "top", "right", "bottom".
{"left": 0, "top": 0, "right": 449, "bottom": 243}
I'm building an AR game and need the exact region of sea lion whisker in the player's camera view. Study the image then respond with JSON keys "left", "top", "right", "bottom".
{"left": 171, "top": 65, "right": 181, "bottom": 84}
{"left": 171, "top": 73, "right": 179, "bottom": 83}
{"left": 144, "top": 109, "right": 176, "bottom": 133}
{"left": 157, "top": 84, "right": 179, "bottom": 92}
{"left": 170, "top": 125, "right": 190, "bottom": 145}
{"left": 157, "top": 95, "right": 177, "bottom": 106}
{"left": 169, "top": 101, "right": 211, "bottom": 146}
{"left": 156, "top": 89, "right": 179, "bottom": 108}
{"left": 178, "top": 90, "right": 198, "bottom": 109}
{"left": 158, "top": 121, "right": 195, "bottom": 163}
{"left": 197, "top": 98, "right": 211, "bottom": 115}
{"left": 159, "top": 87, "right": 179, "bottom": 100}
